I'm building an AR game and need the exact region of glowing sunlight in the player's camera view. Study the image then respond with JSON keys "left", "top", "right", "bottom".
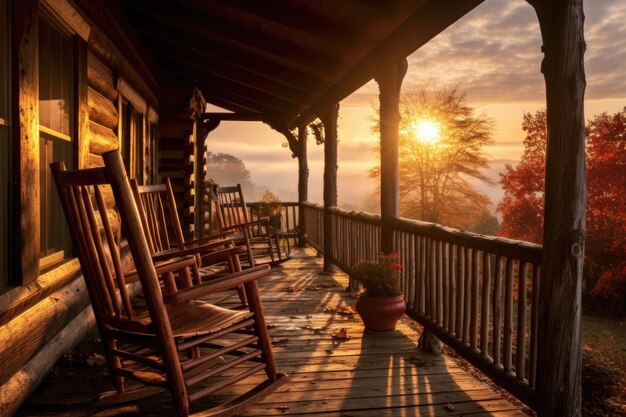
{"left": 413, "top": 119, "right": 441, "bottom": 144}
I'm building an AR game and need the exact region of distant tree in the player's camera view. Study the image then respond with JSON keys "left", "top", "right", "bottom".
{"left": 497, "top": 110, "right": 546, "bottom": 244}
{"left": 498, "top": 109, "right": 626, "bottom": 313}
{"left": 370, "top": 85, "right": 496, "bottom": 231}
{"left": 206, "top": 152, "right": 255, "bottom": 195}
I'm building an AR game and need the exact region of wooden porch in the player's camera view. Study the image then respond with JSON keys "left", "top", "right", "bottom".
{"left": 17, "top": 247, "right": 527, "bottom": 417}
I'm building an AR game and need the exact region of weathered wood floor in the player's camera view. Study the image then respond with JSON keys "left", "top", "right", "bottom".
{"left": 17, "top": 247, "right": 526, "bottom": 416}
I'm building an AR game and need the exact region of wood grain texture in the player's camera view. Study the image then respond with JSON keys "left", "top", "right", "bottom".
{"left": 12, "top": 0, "right": 40, "bottom": 284}
{"left": 319, "top": 104, "right": 339, "bottom": 272}
{"left": 530, "top": 0, "right": 586, "bottom": 416}
{"left": 375, "top": 59, "right": 407, "bottom": 254}
{"left": 88, "top": 121, "right": 118, "bottom": 155}
{"left": 17, "top": 248, "right": 525, "bottom": 417}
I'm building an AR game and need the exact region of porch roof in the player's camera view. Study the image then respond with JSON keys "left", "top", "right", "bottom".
{"left": 119, "top": 0, "right": 484, "bottom": 128}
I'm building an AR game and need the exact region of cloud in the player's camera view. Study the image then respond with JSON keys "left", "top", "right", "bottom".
{"left": 397, "top": 0, "right": 626, "bottom": 103}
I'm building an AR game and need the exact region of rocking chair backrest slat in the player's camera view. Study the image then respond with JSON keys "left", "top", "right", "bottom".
{"left": 51, "top": 164, "right": 131, "bottom": 321}
{"left": 132, "top": 178, "right": 186, "bottom": 255}
{"left": 215, "top": 184, "right": 250, "bottom": 230}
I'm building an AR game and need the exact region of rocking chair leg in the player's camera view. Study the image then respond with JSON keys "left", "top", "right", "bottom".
{"left": 244, "top": 281, "right": 277, "bottom": 380}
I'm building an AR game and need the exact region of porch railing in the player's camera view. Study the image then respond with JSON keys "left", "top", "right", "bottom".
{"left": 301, "top": 202, "right": 541, "bottom": 408}
{"left": 247, "top": 202, "right": 299, "bottom": 239}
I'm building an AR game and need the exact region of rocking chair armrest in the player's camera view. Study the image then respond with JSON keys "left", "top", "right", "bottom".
{"left": 199, "top": 245, "right": 248, "bottom": 265}
{"left": 184, "top": 233, "right": 235, "bottom": 246}
{"left": 124, "top": 255, "right": 197, "bottom": 283}
{"left": 151, "top": 239, "right": 234, "bottom": 263}
{"left": 221, "top": 218, "right": 269, "bottom": 232}
{"left": 164, "top": 265, "right": 270, "bottom": 303}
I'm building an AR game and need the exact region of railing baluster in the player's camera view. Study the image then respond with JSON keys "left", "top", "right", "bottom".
{"left": 436, "top": 240, "right": 443, "bottom": 326}
{"left": 470, "top": 249, "right": 480, "bottom": 352}
{"left": 493, "top": 255, "right": 503, "bottom": 369}
{"left": 443, "top": 242, "right": 450, "bottom": 331}
{"left": 464, "top": 247, "right": 472, "bottom": 343}
{"left": 529, "top": 264, "right": 540, "bottom": 388}
{"left": 480, "top": 252, "right": 492, "bottom": 358}
{"left": 516, "top": 261, "right": 528, "bottom": 382}
{"left": 504, "top": 257, "right": 515, "bottom": 376}
{"left": 448, "top": 243, "right": 456, "bottom": 337}
{"left": 456, "top": 245, "right": 465, "bottom": 341}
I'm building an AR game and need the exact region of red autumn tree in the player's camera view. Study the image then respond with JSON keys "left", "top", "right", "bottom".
{"left": 498, "top": 109, "right": 626, "bottom": 309}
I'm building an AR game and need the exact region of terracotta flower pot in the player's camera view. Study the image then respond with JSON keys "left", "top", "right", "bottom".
{"left": 356, "top": 294, "right": 406, "bottom": 331}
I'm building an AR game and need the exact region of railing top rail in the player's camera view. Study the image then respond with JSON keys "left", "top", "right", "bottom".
{"left": 301, "top": 201, "right": 541, "bottom": 264}
{"left": 247, "top": 201, "right": 299, "bottom": 207}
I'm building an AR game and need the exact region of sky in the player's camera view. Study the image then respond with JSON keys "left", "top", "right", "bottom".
{"left": 205, "top": 0, "right": 626, "bottom": 213}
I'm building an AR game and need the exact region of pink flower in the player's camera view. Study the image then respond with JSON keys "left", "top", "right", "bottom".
{"left": 389, "top": 263, "right": 403, "bottom": 270}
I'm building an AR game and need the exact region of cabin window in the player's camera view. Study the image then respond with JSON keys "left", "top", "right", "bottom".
{"left": 121, "top": 99, "right": 145, "bottom": 184}
{"left": 0, "top": 0, "right": 9, "bottom": 291}
{"left": 148, "top": 121, "right": 159, "bottom": 184}
{"left": 38, "top": 13, "right": 74, "bottom": 269}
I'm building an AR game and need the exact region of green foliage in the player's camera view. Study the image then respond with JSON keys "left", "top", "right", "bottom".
{"left": 351, "top": 253, "right": 402, "bottom": 297}
{"left": 309, "top": 120, "right": 325, "bottom": 145}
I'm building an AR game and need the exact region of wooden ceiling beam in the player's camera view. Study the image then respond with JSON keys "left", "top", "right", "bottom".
{"left": 179, "top": 0, "right": 356, "bottom": 53}
{"left": 152, "top": 51, "right": 306, "bottom": 107}
{"left": 135, "top": 23, "right": 328, "bottom": 94}
{"left": 200, "top": 113, "right": 267, "bottom": 122}
{"left": 125, "top": 2, "right": 337, "bottom": 81}
{"left": 139, "top": 33, "right": 313, "bottom": 103}
{"left": 293, "top": 0, "right": 485, "bottom": 127}
{"left": 156, "top": 58, "right": 302, "bottom": 115}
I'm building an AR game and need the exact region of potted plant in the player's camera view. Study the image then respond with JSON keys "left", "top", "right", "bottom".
{"left": 259, "top": 190, "right": 282, "bottom": 230}
{"left": 352, "top": 253, "right": 406, "bottom": 331}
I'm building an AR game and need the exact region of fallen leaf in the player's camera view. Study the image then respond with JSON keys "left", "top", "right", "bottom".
{"left": 408, "top": 355, "right": 432, "bottom": 367}
{"left": 306, "top": 286, "right": 321, "bottom": 291}
{"left": 272, "top": 338, "right": 289, "bottom": 346}
{"left": 284, "top": 286, "right": 301, "bottom": 292}
{"left": 86, "top": 353, "right": 106, "bottom": 367}
{"left": 337, "top": 305, "right": 356, "bottom": 316}
{"left": 275, "top": 405, "right": 289, "bottom": 413}
{"left": 332, "top": 328, "right": 349, "bottom": 341}
{"left": 443, "top": 402, "right": 458, "bottom": 411}
{"left": 324, "top": 307, "right": 337, "bottom": 314}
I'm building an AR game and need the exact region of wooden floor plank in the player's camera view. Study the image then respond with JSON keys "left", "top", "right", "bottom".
{"left": 16, "top": 247, "right": 526, "bottom": 417}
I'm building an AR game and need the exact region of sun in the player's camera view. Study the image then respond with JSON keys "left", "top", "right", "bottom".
{"left": 413, "top": 119, "right": 441, "bottom": 144}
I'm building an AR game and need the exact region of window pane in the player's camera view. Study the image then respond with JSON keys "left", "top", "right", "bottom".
{"left": 38, "top": 15, "right": 72, "bottom": 136}
{"left": 1, "top": 0, "right": 8, "bottom": 291}
{"left": 0, "top": 0, "right": 8, "bottom": 124}
{"left": 39, "top": 135, "right": 73, "bottom": 258}
{"left": 0, "top": 127, "right": 8, "bottom": 292}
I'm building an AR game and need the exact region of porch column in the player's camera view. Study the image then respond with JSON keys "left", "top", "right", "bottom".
{"left": 530, "top": 1, "right": 586, "bottom": 416}
{"left": 196, "top": 117, "right": 220, "bottom": 237}
{"left": 375, "top": 59, "right": 407, "bottom": 254}
{"left": 319, "top": 103, "right": 339, "bottom": 273}
{"left": 297, "top": 124, "right": 309, "bottom": 247}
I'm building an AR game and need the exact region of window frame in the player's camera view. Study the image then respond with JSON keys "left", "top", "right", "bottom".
{"left": 37, "top": 10, "right": 77, "bottom": 271}
{"left": 0, "top": 0, "right": 10, "bottom": 293}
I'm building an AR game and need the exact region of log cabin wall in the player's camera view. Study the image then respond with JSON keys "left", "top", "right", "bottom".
{"left": 157, "top": 82, "right": 198, "bottom": 240}
{"left": 0, "top": 0, "right": 159, "bottom": 414}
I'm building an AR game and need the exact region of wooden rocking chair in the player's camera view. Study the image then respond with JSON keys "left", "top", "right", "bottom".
{"left": 214, "top": 184, "right": 290, "bottom": 266}
{"left": 131, "top": 179, "right": 248, "bottom": 304}
{"left": 51, "top": 150, "right": 287, "bottom": 417}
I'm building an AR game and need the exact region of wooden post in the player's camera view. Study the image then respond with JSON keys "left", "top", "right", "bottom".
{"left": 297, "top": 125, "right": 308, "bottom": 247}
{"left": 189, "top": 88, "right": 207, "bottom": 239}
{"left": 375, "top": 59, "right": 407, "bottom": 254}
{"left": 11, "top": 0, "right": 39, "bottom": 284}
{"left": 529, "top": 1, "right": 586, "bottom": 416}
{"left": 199, "top": 117, "right": 220, "bottom": 236}
{"left": 319, "top": 103, "right": 339, "bottom": 273}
